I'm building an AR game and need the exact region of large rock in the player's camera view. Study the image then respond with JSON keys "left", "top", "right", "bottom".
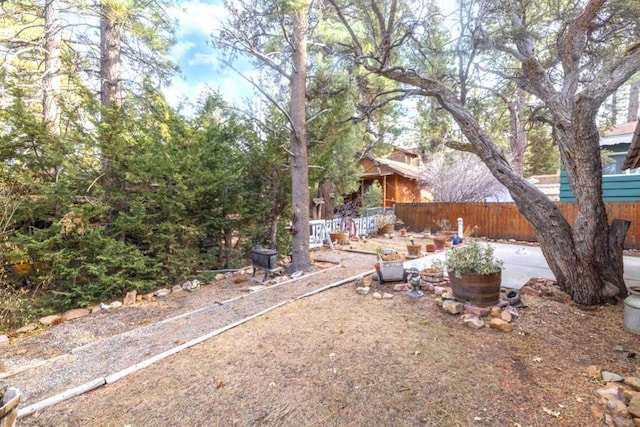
{"left": 462, "top": 314, "right": 485, "bottom": 329}
{"left": 463, "top": 304, "right": 490, "bottom": 317}
{"left": 442, "top": 300, "right": 464, "bottom": 315}
{"left": 598, "top": 385, "right": 626, "bottom": 403}
{"left": 123, "top": 290, "right": 137, "bottom": 306}
{"left": 626, "top": 377, "right": 640, "bottom": 392}
{"left": 500, "top": 310, "right": 513, "bottom": 323}
{"left": 623, "top": 389, "right": 640, "bottom": 403}
{"left": 588, "top": 365, "right": 603, "bottom": 379}
{"left": 63, "top": 308, "right": 90, "bottom": 321}
{"left": 489, "top": 318, "right": 513, "bottom": 332}
{"left": 489, "top": 306, "right": 502, "bottom": 318}
{"left": 603, "top": 371, "right": 625, "bottom": 383}
{"left": 433, "top": 286, "right": 448, "bottom": 295}
{"left": 40, "top": 314, "right": 63, "bottom": 326}
{"left": 15, "top": 324, "right": 38, "bottom": 334}
{"left": 356, "top": 287, "right": 370, "bottom": 295}
{"left": 606, "top": 398, "right": 630, "bottom": 419}
{"left": 0, "top": 335, "right": 9, "bottom": 347}
{"left": 628, "top": 395, "right": 640, "bottom": 418}
{"left": 154, "top": 288, "right": 171, "bottom": 298}
{"left": 603, "top": 281, "right": 621, "bottom": 298}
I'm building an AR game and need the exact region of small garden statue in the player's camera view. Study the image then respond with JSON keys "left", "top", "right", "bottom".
{"left": 406, "top": 267, "right": 423, "bottom": 298}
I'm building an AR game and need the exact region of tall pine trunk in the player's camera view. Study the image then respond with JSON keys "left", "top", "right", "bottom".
{"left": 100, "top": 3, "right": 122, "bottom": 109}
{"left": 288, "top": 6, "right": 311, "bottom": 273}
{"left": 43, "top": 0, "right": 61, "bottom": 137}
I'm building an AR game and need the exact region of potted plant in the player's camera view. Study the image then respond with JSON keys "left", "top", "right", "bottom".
{"left": 433, "top": 240, "right": 503, "bottom": 307}
{"left": 406, "top": 235, "right": 421, "bottom": 258}
{"left": 433, "top": 235, "right": 448, "bottom": 251}
{"left": 376, "top": 213, "right": 396, "bottom": 234}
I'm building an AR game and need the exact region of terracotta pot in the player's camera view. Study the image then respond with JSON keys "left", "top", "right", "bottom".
{"left": 433, "top": 236, "right": 447, "bottom": 250}
{"left": 426, "top": 243, "right": 436, "bottom": 253}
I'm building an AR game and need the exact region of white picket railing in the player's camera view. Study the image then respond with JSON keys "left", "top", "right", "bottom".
{"left": 309, "top": 215, "right": 387, "bottom": 248}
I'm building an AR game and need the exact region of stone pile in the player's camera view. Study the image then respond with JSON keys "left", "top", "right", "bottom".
{"left": 431, "top": 289, "right": 520, "bottom": 332}
{"left": 417, "top": 268, "right": 521, "bottom": 332}
{"left": 521, "top": 277, "right": 555, "bottom": 297}
{"left": 420, "top": 269, "right": 449, "bottom": 293}
{"left": 357, "top": 269, "right": 522, "bottom": 332}
{"left": 590, "top": 363, "right": 640, "bottom": 426}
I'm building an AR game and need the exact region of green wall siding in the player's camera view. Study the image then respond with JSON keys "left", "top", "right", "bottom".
{"left": 560, "top": 171, "right": 640, "bottom": 201}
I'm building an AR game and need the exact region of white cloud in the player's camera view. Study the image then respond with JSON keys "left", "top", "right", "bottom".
{"left": 172, "top": 0, "right": 228, "bottom": 39}
{"left": 188, "top": 53, "right": 219, "bottom": 67}
{"left": 163, "top": 78, "right": 211, "bottom": 112}
{"left": 170, "top": 40, "right": 196, "bottom": 62}
{"left": 165, "top": 0, "right": 262, "bottom": 111}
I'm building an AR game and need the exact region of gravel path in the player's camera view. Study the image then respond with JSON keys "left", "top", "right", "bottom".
{"left": 0, "top": 249, "right": 377, "bottom": 416}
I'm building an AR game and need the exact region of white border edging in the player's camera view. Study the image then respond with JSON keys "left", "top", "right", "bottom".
{"left": 17, "top": 268, "right": 370, "bottom": 420}
{"left": 4, "top": 264, "right": 342, "bottom": 380}
{"left": 17, "top": 378, "right": 106, "bottom": 418}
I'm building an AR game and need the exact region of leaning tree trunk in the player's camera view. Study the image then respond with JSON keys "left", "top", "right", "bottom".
{"left": 554, "top": 114, "right": 627, "bottom": 300}
{"left": 288, "top": 6, "right": 311, "bottom": 273}
{"left": 377, "top": 69, "right": 623, "bottom": 305}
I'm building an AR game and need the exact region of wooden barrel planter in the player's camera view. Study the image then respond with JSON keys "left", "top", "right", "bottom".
{"left": 448, "top": 270, "right": 502, "bottom": 307}
{"left": 0, "top": 387, "right": 21, "bottom": 427}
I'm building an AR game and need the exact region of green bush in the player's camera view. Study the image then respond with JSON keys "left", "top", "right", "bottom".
{"left": 433, "top": 240, "right": 503, "bottom": 276}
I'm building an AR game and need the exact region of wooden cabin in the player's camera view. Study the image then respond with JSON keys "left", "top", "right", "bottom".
{"left": 357, "top": 150, "right": 428, "bottom": 209}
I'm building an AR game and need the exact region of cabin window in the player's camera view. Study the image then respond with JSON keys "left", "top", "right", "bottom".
{"left": 603, "top": 152, "right": 640, "bottom": 176}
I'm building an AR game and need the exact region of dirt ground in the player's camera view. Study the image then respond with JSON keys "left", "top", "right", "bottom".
{"left": 11, "top": 236, "right": 640, "bottom": 426}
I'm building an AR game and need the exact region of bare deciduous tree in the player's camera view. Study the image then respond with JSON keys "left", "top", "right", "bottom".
{"left": 421, "top": 152, "right": 504, "bottom": 202}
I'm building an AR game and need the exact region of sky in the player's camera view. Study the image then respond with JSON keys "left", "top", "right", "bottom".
{"left": 164, "top": 0, "right": 455, "bottom": 114}
{"left": 164, "top": 0, "right": 256, "bottom": 110}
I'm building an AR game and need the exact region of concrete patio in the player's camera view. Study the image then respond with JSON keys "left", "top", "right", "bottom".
{"left": 404, "top": 242, "right": 640, "bottom": 290}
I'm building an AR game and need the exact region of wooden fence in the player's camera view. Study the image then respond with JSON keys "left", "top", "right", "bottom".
{"left": 394, "top": 202, "right": 640, "bottom": 250}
